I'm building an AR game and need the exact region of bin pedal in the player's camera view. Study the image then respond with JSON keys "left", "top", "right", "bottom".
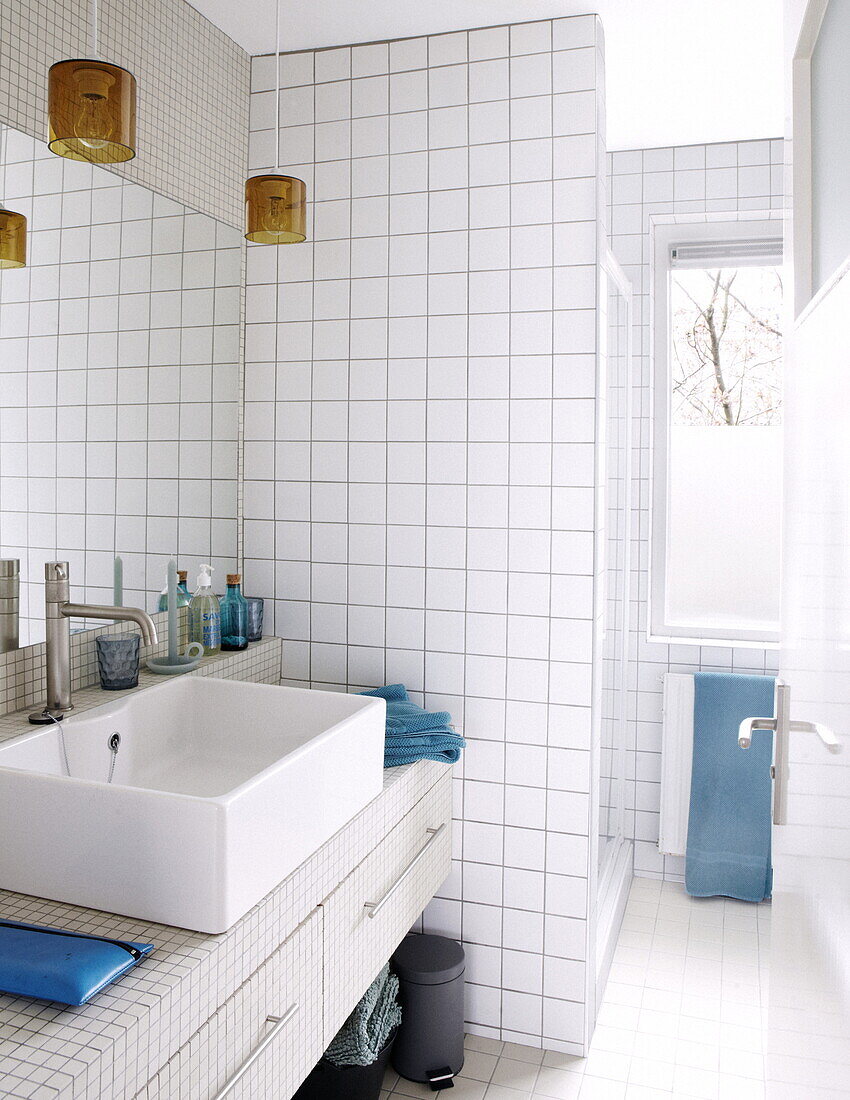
{"left": 426, "top": 1067, "right": 455, "bottom": 1090}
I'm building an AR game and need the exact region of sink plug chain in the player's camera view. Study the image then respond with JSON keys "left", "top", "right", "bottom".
{"left": 107, "top": 732, "right": 120, "bottom": 785}
{"left": 44, "top": 712, "right": 71, "bottom": 777}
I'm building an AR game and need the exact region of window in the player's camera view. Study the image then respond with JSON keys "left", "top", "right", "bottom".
{"left": 651, "top": 220, "right": 783, "bottom": 644}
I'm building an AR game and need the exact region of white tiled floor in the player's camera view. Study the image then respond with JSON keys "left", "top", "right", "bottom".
{"left": 382, "top": 877, "right": 770, "bottom": 1099}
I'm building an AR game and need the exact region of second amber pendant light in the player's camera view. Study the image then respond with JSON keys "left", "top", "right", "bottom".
{"left": 47, "top": 0, "right": 136, "bottom": 164}
{"left": 245, "top": 0, "right": 306, "bottom": 244}
{"left": 0, "top": 125, "right": 26, "bottom": 268}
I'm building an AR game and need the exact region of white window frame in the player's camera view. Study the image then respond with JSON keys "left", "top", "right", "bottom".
{"left": 791, "top": 0, "right": 829, "bottom": 316}
{"left": 650, "top": 216, "right": 783, "bottom": 647}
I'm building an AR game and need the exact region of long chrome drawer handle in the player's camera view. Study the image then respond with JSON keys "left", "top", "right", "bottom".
{"left": 213, "top": 1004, "right": 299, "bottom": 1099}
{"left": 363, "top": 823, "right": 446, "bottom": 919}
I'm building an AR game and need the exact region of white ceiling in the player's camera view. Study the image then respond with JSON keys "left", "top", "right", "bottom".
{"left": 188, "top": 0, "right": 784, "bottom": 150}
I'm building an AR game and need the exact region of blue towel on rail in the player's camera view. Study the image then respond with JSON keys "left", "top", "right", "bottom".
{"left": 360, "top": 684, "right": 466, "bottom": 767}
{"left": 685, "top": 672, "right": 775, "bottom": 902}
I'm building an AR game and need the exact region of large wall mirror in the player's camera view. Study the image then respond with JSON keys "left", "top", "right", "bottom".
{"left": 0, "top": 122, "right": 242, "bottom": 645}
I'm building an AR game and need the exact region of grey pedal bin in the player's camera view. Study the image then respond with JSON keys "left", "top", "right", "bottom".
{"left": 391, "top": 933, "right": 465, "bottom": 1090}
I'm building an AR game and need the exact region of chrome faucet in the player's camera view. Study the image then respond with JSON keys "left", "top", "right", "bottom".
{"left": 29, "top": 561, "right": 158, "bottom": 724}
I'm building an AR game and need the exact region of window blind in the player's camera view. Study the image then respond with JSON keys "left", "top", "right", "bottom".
{"left": 670, "top": 238, "right": 783, "bottom": 269}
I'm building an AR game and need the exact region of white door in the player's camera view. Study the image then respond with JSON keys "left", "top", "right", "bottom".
{"left": 766, "top": 264, "right": 850, "bottom": 1096}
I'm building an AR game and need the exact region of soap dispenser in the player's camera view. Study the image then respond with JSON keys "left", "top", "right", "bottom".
{"left": 189, "top": 563, "right": 221, "bottom": 656}
{"left": 220, "top": 573, "right": 249, "bottom": 651}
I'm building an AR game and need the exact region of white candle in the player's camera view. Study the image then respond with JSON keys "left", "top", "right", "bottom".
{"left": 113, "top": 555, "right": 123, "bottom": 607}
{"left": 167, "top": 558, "right": 177, "bottom": 663}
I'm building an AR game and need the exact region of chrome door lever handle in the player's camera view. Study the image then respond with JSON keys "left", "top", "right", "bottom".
{"left": 738, "top": 682, "right": 841, "bottom": 825}
{"left": 788, "top": 719, "right": 842, "bottom": 753}
{"left": 738, "top": 715, "right": 777, "bottom": 749}
{"left": 740, "top": 715, "right": 842, "bottom": 753}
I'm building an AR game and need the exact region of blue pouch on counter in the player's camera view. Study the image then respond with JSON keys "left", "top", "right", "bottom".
{"left": 0, "top": 919, "right": 154, "bottom": 1005}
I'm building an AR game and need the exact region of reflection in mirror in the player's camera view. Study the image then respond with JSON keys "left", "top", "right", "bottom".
{"left": 0, "top": 123, "right": 242, "bottom": 646}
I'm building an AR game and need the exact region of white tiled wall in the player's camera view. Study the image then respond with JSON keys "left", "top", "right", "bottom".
{"left": 0, "top": 126, "right": 242, "bottom": 644}
{"left": 1, "top": 0, "right": 250, "bottom": 228}
{"left": 607, "top": 139, "right": 784, "bottom": 881}
{"left": 243, "top": 17, "right": 607, "bottom": 1052}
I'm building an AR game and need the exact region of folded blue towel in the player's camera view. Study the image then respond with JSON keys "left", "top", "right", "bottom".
{"left": 361, "top": 684, "right": 465, "bottom": 767}
{"left": 685, "top": 672, "right": 775, "bottom": 902}
{"left": 384, "top": 736, "right": 464, "bottom": 766}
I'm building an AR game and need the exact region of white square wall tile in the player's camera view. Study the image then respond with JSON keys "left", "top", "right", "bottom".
{"left": 235, "top": 18, "right": 648, "bottom": 1062}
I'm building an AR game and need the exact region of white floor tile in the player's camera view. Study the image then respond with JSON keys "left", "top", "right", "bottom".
{"left": 594, "top": 1003, "right": 639, "bottom": 1031}
{"left": 541, "top": 1050, "right": 586, "bottom": 1072}
{"left": 485, "top": 1086, "right": 532, "bottom": 1100}
{"left": 533, "top": 1065, "right": 584, "bottom": 1098}
{"left": 601, "top": 981, "right": 643, "bottom": 1008}
{"left": 501, "top": 1042, "right": 545, "bottom": 1064}
{"left": 629, "top": 1055, "right": 675, "bottom": 1090}
{"left": 581, "top": 1049, "right": 630, "bottom": 1082}
{"left": 392, "top": 881, "right": 768, "bottom": 1100}
{"left": 718, "top": 1046, "right": 765, "bottom": 1079}
{"left": 587, "top": 1024, "right": 636, "bottom": 1057}
{"left": 467, "top": 1035, "right": 506, "bottom": 1056}
{"left": 717, "top": 1074, "right": 765, "bottom": 1099}
{"left": 461, "top": 1050, "right": 500, "bottom": 1081}
{"left": 675, "top": 1038, "right": 720, "bottom": 1071}
{"left": 490, "top": 1058, "right": 540, "bottom": 1091}
{"left": 576, "top": 1076, "right": 627, "bottom": 1099}
{"left": 630, "top": 1031, "right": 677, "bottom": 1065}
{"left": 673, "top": 1063, "right": 720, "bottom": 1099}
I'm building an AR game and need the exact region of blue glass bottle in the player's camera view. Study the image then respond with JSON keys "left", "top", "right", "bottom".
{"left": 158, "top": 569, "right": 192, "bottom": 613}
{"left": 220, "top": 573, "right": 249, "bottom": 651}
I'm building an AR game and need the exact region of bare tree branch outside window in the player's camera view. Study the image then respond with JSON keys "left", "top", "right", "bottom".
{"left": 671, "top": 265, "right": 783, "bottom": 426}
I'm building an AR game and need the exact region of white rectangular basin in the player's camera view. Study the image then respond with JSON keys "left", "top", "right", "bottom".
{"left": 0, "top": 677, "right": 385, "bottom": 932}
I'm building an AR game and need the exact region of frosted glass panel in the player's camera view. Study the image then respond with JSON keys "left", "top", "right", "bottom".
{"left": 598, "top": 275, "right": 631, "bottom": 878}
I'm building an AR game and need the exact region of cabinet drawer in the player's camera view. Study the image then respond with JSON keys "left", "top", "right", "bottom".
{"left": 324, "top": 770, "right": 452, "bottom": 1038}
{"left": 136, "top": 908, "right": 323, "bottom": 1100}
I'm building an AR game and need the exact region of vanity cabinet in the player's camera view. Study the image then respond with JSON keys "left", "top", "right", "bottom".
{"left": 323, "top": 772, "right": 453, "bottom": 1042}
{"left": 134, "top": 768, "right": 452, "bottom": 1100}
{"left": 137, "top": 908, "right": 324, "bottom": 1100}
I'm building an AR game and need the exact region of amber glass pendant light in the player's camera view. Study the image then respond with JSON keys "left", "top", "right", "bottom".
{"left": 0, "top": 126, "right": 26, "bottom": 269}
{"left": 0, "top": 208, "right": 26, "bottom": 268}
{"left": 244, "top": 0, "right": 306, "bottom": 244}
{"left": 47, "top": 0, "right": 136, "bottom": 164}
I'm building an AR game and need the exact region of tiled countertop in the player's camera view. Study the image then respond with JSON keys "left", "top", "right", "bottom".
{"left": 0, "top": 641, "right": 446, "bottom": 1099}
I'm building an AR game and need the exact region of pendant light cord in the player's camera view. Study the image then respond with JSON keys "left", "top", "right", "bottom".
{"left": 274, "top": 0, "right": 281, "bottom": 172}
{"left": 91, "top": 0, "right": 99, "bottom": 59}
